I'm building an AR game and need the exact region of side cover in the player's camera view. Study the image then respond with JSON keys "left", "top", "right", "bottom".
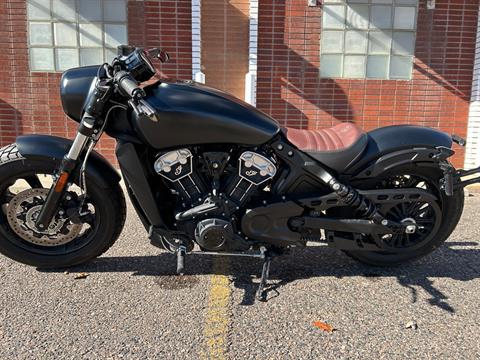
{"left": 16, "top": 135, "right": 121, "bottom": 188}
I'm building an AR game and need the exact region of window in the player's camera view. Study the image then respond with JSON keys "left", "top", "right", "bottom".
{"left": 320, "top": 0, "right": 418, "bottom": 80}
{"left": 27, "top": 0, "right": 128, "bottom": 72}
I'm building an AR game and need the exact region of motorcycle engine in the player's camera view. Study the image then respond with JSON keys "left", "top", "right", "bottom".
{"left": 154, "top": 148, "right": 277, "bottom": 251}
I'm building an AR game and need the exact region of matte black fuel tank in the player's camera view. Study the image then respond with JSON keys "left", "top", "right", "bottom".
{"left": 132, "top": 81, "right": 280, "bottom": 148}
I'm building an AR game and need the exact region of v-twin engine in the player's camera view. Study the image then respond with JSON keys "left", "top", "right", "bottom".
{"left": 153, "top": 148, "right": 277, "bottom": 251}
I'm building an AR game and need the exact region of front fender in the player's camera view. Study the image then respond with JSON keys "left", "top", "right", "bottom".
{"left": 16, "top": 134, "right": 121, "bottom": 189}
{"left": 345, "top": 125, "right": 453, "bottom": 178}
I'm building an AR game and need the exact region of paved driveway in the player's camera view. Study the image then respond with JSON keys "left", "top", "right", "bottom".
{"left": 1, "top": 195, "right": 479, "bottom": 359}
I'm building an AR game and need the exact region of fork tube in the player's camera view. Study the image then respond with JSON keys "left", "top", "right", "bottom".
{"left": 67, "top": 133, "right": 89, "bottom": 160}
{"left": 35, "top": 117, "right": 94, "bottom": 230}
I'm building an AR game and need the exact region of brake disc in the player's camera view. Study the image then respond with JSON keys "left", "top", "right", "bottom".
{"left": 6, "top": 188, "right": 82, "bottom": 247}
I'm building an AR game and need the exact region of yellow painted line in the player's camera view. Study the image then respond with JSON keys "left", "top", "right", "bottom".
{"left": 201, "top": 258, "right": 231, "bottom": 360}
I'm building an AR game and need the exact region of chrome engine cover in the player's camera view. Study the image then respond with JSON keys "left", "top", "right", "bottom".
{"left": 238, "top": 151, "right": 277, "bottom": 185}
{"left": 154, "top": 148, "right": 193, "bottom": 182}
{"left": 227, "top": 151, "right": 277, "bottom": 204}
{"left": 154, "top": 148, "right": 203, "bottom": 201}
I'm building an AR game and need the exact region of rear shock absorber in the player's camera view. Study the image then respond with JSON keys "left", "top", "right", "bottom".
{"left": 327, "top": 178, "right": 386, "bottom": 225}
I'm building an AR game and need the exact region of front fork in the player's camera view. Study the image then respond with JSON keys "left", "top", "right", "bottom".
{"left": 35, "top": 116, "right": 95, "bottom": 230}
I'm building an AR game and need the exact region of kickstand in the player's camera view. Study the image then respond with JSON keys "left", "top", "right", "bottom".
{"left": 176, "top": 245, "right": 186, "bottom": 275}
{"left": 256, "top": 248, "right": 273, "bottom": 302}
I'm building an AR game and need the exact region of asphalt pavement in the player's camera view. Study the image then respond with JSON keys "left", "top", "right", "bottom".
{"left": 0, "top": 194, "right": 479, "bottom": 359}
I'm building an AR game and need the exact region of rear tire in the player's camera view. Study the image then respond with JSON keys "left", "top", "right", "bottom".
{"left": 342, "top": 164, "right": 464, "bottom": 266}
{"left": 0, "top": 144, "right": 126, "bottom": 268}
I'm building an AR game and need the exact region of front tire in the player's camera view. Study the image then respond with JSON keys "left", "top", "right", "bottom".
{"left": 342, "top": 164, "right": 464, "bottom": 266}
{"left": 0, "top": 144, "right": 126, "bottom": 268}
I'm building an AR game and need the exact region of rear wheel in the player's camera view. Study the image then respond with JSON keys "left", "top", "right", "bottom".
{"left": 0, "top": 144, "right": 126, "bottom": 268}
{"left": 339, "top": 164, "right": 464, "bottom": 266}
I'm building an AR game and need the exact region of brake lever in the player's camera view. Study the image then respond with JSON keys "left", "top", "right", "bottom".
{"left": 128, "top": 99, "right": 159, "bottom": 123}
{"left": 128, "top": 99, "right": 141, "bottom": 116}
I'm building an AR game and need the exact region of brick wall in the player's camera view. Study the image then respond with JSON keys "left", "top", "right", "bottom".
{"left": 1, "top": 0, "right": 478, "bottom": 169}
{"left": 256, "top": 0, "right": 479, "bottom": 168}
{"left": 0, "top": 0, "right": 192, "bottom": 163}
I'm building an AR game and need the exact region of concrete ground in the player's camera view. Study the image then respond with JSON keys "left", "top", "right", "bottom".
{"left": 0, "top": 195, "right": 479, "bottom": 359}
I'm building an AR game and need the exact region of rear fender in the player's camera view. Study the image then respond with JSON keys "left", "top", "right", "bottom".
{"left": 16, "top": 134, "right": 121, "bottom": 189}
{"left": 345, "top": 125, "right": 454, "bottom": 179}
{"left": 352, "top": 147, "right": 443, "bottom": 179}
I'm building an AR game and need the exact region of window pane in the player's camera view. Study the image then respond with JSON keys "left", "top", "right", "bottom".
{"left": 370, "top": 6, "right": 392, "bottom": 29}
{"left": 346, "top": 5, "right": 369, "bottom": 30}
{"left": 80, "top": 48, "right": 104, "bottom": 66}
{"left": 369, "top": 31, "right": 392, "bottom": 54}
{"left": 104, "top": 24, "right": 127, "bottom": 48}
{"left": 367, "top": 55, "right": 389, "bottom": 78}
{"left": 321, "top": 31, "right": 344, "bottom": 53}
{"left": 55, "top": 48, "right": 79, "bottom": 70}
{"left": 78, "top": 0, "right": 102, "bottom": 22}
{"left": 31, "top": 48, "right": 55, "bottom": 71}
{"left": 323, "top": 5, "right": 345, "bottom": 29}
{"left": 344, "top": 55, "right": 366, "bottom": 78}
{"left": 105, "top": 48, "right": 118, "bottom": 63}
{"left": 104, "top": 0, "right": 127, "bottom": 22}
{"left": 394, "top": 7, "right": 416, "bottom": 30}
{"left": 390, "top": 56, "right": 413, "bottom": 79}
{"left": 320, "top": 55, "right": 343, "bottom": 78}
{"left": 28, "top": 0, "right": 51, "bottom": 20}
{"left": 79, "top": 23, "right": 103, "bottom": 47}
{"left": 52, "top": 0, "right": 76, "bottom": 21}
{"left": 345, "top": 30, "right": 367, "bottom": 54}
{"left": 392, "top": 32, "right": 415, "bottom": 55}
{"left": 29, "top": 23, "right": 52, "bottom": 45}
{"left": 54, "top": 22, "right": 77, "bottom": 46}
{"left": 372, "top": 0, "right": 393, "bottom": 3}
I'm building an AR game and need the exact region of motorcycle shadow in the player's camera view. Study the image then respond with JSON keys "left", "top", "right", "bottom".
{"left": 41, "top": 241, "right": 480, "bottom": 311}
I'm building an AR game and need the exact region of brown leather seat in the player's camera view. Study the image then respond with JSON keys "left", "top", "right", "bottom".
{"left": 283, "top": 123, "right": 368, "bottom": 171}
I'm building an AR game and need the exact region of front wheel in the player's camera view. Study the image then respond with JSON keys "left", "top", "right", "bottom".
{"left": 0, "top": 144, "right": 126, "bottom": 268}
{"left": 340, "top": 164, "right": 465, "bottom": 266}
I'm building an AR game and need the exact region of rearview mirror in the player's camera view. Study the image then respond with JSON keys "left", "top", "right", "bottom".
{"left": 148, "top": 48, "right": 170, "bottom": 63}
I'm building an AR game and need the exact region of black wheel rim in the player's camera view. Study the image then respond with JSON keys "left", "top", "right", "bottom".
{"left": 341, "top": 173, "right": 443, "bottom": 253}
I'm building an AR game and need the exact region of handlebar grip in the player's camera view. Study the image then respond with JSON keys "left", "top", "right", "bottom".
{"left": 115, "top": 70, "right": 146, "bottom": 99}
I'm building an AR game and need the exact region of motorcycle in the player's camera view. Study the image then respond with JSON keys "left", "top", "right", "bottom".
{"left": 0, "top": 46, "right": 476, "bottom": 300}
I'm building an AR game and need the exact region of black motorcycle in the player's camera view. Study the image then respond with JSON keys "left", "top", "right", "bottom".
{"left": 0, "top": 47, "right": 476, "bottom": 300}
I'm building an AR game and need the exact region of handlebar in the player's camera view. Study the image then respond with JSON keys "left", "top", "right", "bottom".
{"left": 111, "top": 69, "right": 158, "bottom": 122}
{"left": 114, "top": 70, "right": 146, "bottom": 99}
{"left": 88, "top": 46, "right": 163, "bottom": 123}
